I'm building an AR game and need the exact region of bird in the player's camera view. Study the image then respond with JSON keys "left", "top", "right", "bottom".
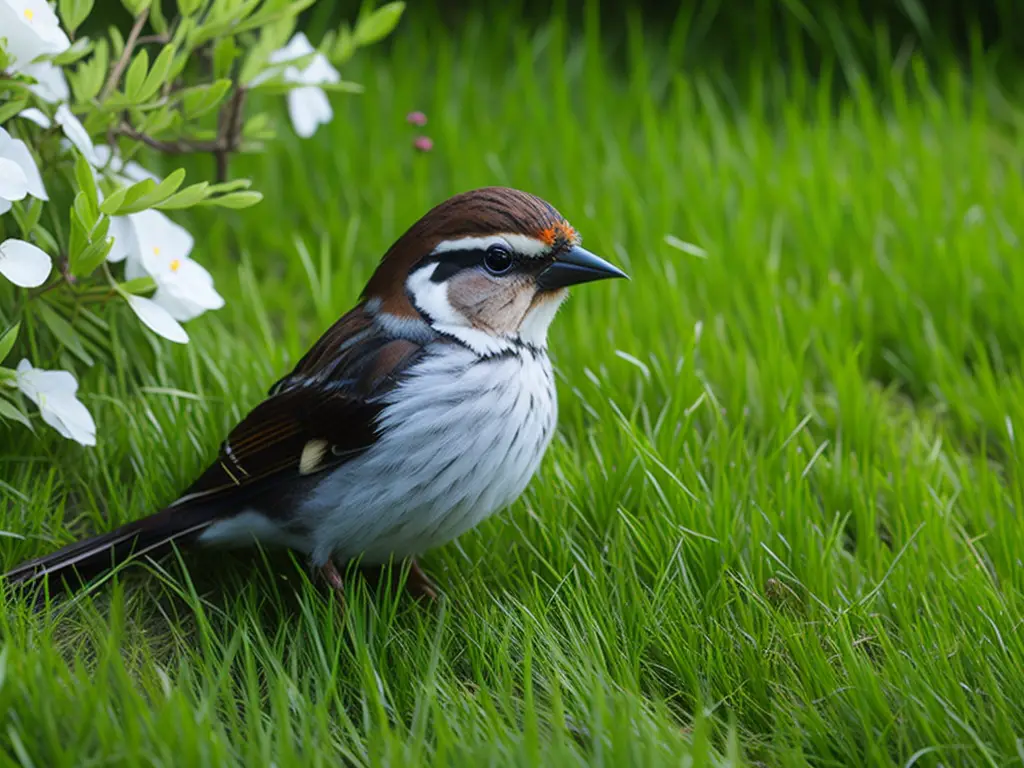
{"left": 3, "top": 186, "right": 627, "bottom": 600}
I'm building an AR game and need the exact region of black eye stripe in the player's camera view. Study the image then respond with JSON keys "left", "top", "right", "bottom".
{"left": 422, "top": 248, "right": 490, "bottom": 283}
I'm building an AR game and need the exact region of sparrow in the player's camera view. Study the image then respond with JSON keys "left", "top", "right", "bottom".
{"left": 4, "top": 187, "right": 627, "bottom": 600}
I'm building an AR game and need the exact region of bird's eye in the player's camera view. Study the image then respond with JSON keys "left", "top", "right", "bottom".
{"left": 483, "top": 244, "right": 514, "bottom": 275}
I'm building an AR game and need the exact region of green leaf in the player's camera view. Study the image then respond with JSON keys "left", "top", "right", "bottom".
{"left": 242, "top": 111, "right": 274, "bottom": 140}
{"left": 119, "top": 276, "right": 156, "bottom": 295}
{"left": 69, "top": 198, "right": 90, "bottom": 262}
{"left": 35, "top": 303, "right": 94, "bottom": 367}
{"left": 177, "top": 0, "right": 203, "bottom": 16}
{"left": 181, "top": 79, "right": 232, "bottom": 118}
{"left": 354, "top": 2, "right": 405, "bottom": 46}
{"left": 166, "top": 51, "right": 190, "bottom": 83}
{"left": 139, "top": 45, "right": 177, "bottom": 102}
{"left": 74, "top": 234, "right": 115, "bottom": 277}
{"left": 70, "top": 39, "right": 107, "bottom": 103}
{"left": 201, "top": 190, "right": 263, "bottom": 210}
{"left": 123, "top": 49, "right": 150, "bottom": 101}
{"left": 231, "top": 0, "right": 314, "bottom": 36}
{"left": 118, "top": 168, "right": 186, "bottom": 213}
{"left": 108, "top": 25, "right": 125, "bottom": 61}
{"left": 53, "top": 36, "right": 94, "bottom": 65}
{"left": 31, "top": 226, "right": 60, "bottom": 257}
{"left": 238, "top": 48, "right": 268, "bottom": 86}
{"left": 155, "top": 181, "right": 209, "bottom": 210}
{"left": 206, "top": 178, "right": 251, "bottom": 195}
{"left": 0, "top": 97, "right": 29, "bottom": 126}
{"left": 0, "top": 323, "right": 19, "bottom": 364}
{"left": 91, "top": 214, "right": 110, "bottom": 243}
{"left": 74, "top": 152, "right": 100, "bottom": 218}
{"left": 106, "top": 177, "right": 157, "bottom": 215}
{"left": 170, "top": 16, "right": 196, "bottom": 48}
{"left": 331, "top": 24, "right": 356, "bottom": 64}
{"left": 213, "top": 37, "right": 239, "bottom": 81}
{"left": 98, "top": 185, "right": 129, "bottom": 216}
{"left": 73, "top": 191, "right": 98, "bottom": 232}
{"left": 8, "top": 198, "right": 38, "bottom": 239}
{"left": 149, "top": 0, "right": 168, "bottom": 35}
{"left": 312, "top": 80, "right": 363, "bottom": 94}
{"left": 59, "top": 0, "right": 94, "bottom": 35}
{"left": 0, "top": 397, "right": 32, "bottom": 430}
{"left": 121, "top": 0, "right": 151, "bottom": 16}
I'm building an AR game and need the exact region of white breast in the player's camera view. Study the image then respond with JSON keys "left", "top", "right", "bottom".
{"left": 299, "top": 343, "right": 558, "bottom": 565}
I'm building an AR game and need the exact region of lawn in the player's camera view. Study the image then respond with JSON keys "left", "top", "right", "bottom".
{"left": 2, "top": 4, "right": 1024, "bottom": 766}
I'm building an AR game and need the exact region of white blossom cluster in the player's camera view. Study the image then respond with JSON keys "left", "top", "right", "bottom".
{"left": 1, "top": 0, "right": 345, "bottom": 446}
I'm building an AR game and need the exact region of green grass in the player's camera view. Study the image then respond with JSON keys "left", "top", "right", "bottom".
{"left": 3, "top": 5, "right": 1024, "bottom": 766}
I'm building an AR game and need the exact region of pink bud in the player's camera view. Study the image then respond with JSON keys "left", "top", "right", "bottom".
{"left": 406, "top": 111, "right": 428, "bottom": 126}
{"left": 413, "top": 136, "right": 433, "bottom": 152}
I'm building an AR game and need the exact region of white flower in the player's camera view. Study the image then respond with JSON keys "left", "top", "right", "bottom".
{"left": 106, "top": 214, "right": 138, "bottom": 265}
{"left": 125, "top": 295, "right": 188, "bottom": 345}
{"left": 257, "top": 32, "right": 340, "bottom": 139}
{"left": 107, "top": 209, "right": 223, "bottom": 332}
{"left": 15, "top": 359, "right": 96, "bottom": 445}
{"left": 54, "top": 104, "right": 99, "bottom": 165}
{"left": 19, "top": 59, "right": 69, "bottom": 102}
{"left": 0, "top": 238, "right": 51, "bottom": 287}
{"left": 0, "top": 0, "right": 70, "bottom": 71}
{"left": 17, "top": 107, "right": 51, "bottom": 127}
{"left": 0, "top": 126, "right": 47, "bottom": 214}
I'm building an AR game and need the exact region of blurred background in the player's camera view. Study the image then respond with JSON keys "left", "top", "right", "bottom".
{"left": 4, "top": 0, "right": 1024, "bottom": 764}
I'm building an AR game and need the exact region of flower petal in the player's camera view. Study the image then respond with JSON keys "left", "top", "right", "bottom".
{"left": 106, "top": 215, "right": 138, "bottom": 264}
{"left": 55, "top": 104, "right": 99, "bottom": 165}
{"left": 0, "top": 157, "right": 29, "bottom": 202}
{"left": 15, "top": 359, "right": 96, "bottom": 446}
{"left": 299, "top": 53, "right": 340, "bottom": 86}
{"left": 45, "top": 396, "right": 96, "bottom": 446}
{"left": 0, "top": 0, "right": 70, "bottom": 68}
{"left": 131, "top": 208, "right": 195, "bottom": 275}
{"left": 0, "top": 238, "right": 52, "bottom": 287}
{"left": 20, "top": 60, "right": 69, "bottom": 103}
{"left": 268, "top": 32, "right": 315, "bottom": 64}
{"left": 287, "top": 87, "right": 332, "bottom": 139}
{"left": 0, "top": 134, "right": 47, "bottom": 200}
{"left": 126, "top": 295, "right": 189, "bottom": 344}
{"left": 17, "top": 107, "right": 52, "bottom": 127}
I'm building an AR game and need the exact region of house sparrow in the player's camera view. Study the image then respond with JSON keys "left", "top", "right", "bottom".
{"left": 4, "top": 187, "right": 627, "bottom": 599}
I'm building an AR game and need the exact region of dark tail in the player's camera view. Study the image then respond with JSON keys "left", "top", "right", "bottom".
{"left": 3, "top": 505, "right": 214, "bottom": 593}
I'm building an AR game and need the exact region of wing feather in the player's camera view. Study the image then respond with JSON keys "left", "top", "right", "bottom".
{"left": 169, "top": 306, "right": 428, "bottom": 511}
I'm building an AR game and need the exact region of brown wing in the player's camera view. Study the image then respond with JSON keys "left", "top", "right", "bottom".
{"left": 170, "top": 305, "right": 427, "bottom": 509}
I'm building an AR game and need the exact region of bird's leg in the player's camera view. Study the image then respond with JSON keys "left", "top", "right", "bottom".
{"left": 318, "top": 559, "right": 346, "bottom": 600}
{"left": 403, "top": 557, "right": 439, "bottom": 601}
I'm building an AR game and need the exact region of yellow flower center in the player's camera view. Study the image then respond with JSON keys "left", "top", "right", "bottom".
{"left": 153, "top": 246, "right": 161, "bottom": 256}
{"left": 169, "top": 258, "right": 181, "bottom": 272}
{"left": 24, "top": 8, "right": 34, "bottom": 20}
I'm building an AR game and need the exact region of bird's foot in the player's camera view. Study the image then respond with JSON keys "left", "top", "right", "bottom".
{"left": 318, "top": 559, "right": 346, "bottom": 604}
{"left": 403, "top": 557, "right": 439, "bottom": 601}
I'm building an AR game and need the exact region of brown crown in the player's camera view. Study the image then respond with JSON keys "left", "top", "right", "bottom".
{"left": 362, "top": 187, "right": 573, "bottom": 316}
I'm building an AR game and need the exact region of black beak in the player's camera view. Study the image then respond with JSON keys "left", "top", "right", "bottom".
{"left": 536, "top": 245, "right": 629, "bottom": 291}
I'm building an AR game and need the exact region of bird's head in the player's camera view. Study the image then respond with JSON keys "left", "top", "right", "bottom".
{"left": 362, "top": 187, "right": 627, "bottom": 353}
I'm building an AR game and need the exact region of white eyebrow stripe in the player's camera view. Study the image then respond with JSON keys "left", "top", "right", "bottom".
{"left": 431, "top": 233, "right": 550, "bottom": 258}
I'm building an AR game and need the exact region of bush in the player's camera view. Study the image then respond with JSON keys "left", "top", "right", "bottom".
{"left": 0, "top": 0, "right": 404, "bottom": 445}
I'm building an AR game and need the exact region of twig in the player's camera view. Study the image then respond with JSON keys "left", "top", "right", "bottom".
{"left": 100, "top": 8, "right": 150, "bottom": 101}
{"left": 114, "top": 121, "right": 219, "bottom": 153}
{"left": 214, "top": 87, "right": 247, "bottom": 182}
{"left": 135, "top": 34, "right": 170, "bottom": 46}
